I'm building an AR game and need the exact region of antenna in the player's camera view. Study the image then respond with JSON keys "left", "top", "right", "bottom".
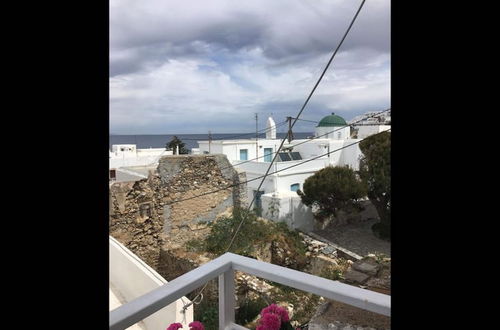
{"left": 208, "top": 130, "right": 212, "bottom": 154}
{"left": 286, "top": 116, "right": 294, "bottom": 143}
{"left": 255, "top": 113, "right": 258, "bottom": 159}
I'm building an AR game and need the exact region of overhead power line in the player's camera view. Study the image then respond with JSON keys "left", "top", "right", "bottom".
{"left": 236, "top": 0, "right": 368, "bottom": 216}
{"left": 216, "top": 108, "right": 390, "bottom": 172}
{"left": 180, "top": 121, "right": 288, "bottom": 141}
{"left": 180, "top": 0, "right": 368, "bottom": 312}
{"left": 291, "top": 117, "right": 320, "bottom": 124}
{"left": 166, "top": 128, "right": 389, "bottom": 207}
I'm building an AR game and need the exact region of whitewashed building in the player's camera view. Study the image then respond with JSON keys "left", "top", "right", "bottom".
{"left": 195, "top": 113, "right": 390, "bottom": 231}
{"left": 355, "top": 124, "right": 391, "bottom": 139}
{"left": 109, "top": 144, "right": 173, "bottom": 180}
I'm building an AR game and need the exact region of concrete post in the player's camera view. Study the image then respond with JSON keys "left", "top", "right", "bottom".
{"left": 218, "top": 268, "right": 235, "bottom": 330}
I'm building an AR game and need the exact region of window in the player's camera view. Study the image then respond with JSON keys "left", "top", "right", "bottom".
{"left": 240, "top": 149, "right": 248, "bottom": 160}
{"left": 278, "top": 152, "right": 291, "bottom": 161}
{"left": 264, "top": 148, "right": 273, "bottom": 162}
{"left": 337, "top": 132, "right": 342, "bottom": 139}
{"left": 290, "top": 183, "right": 300, "bottom": 192}
{"left": 139, "top": 203, "right": 152, "bottom": 218}
{"left": 109, "top": 169, "right": 116, "bottom": 181}
{"left": 290, "top": 152, "right": 302, "bottom": 160}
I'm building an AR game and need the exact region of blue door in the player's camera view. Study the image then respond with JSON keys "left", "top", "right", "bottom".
{"left": 240, "top": 149, "right": 248, "bottom": 160}
{"left": 264, "top": 148, "right": 273, "bottom": 162}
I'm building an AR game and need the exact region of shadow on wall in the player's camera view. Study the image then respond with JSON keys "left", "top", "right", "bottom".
{"left": 261, "top": 196, "right": 379, "bottom": 233}
{"left": 261, "top": 193, "right": 315, "bottom": 232}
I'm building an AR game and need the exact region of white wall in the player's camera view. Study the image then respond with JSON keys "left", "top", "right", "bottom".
{"left": 315, "top": 126, "right": 350, "bottom": 140}
{"left": 137, "top": 148, "right": 170, "bottom": 157}
{"left": 112, "top": 144, "right": 137, "bottom": 155}
{"left": 109, "top": 236, "right": 193, "bottom": 330}
{"left": 110, "top": 145, "right": 173, "bottom": 169}
{"left": 356, "top": 125, "right": 391, "bottom": 139}
{"left": 337, "top": 140, "right": 363, "bottom": 171}
{"left": 110, "top": 156, "right": 163, "bottom": 169}
{"left": 198, "top": 139, "right": 280, "bottom": 163}
{"left": 198, "top": 141, "right": 224, "bottom": 155}
{"left": 261, "top": 192, "right": 314, "bottom": 232}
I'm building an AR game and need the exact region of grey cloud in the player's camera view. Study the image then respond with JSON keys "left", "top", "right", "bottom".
{"left": 110, "top": 0, "right": 390, "bottom": 76}
{"left": 110, "top": 0, "right": 390, "bottom": 134}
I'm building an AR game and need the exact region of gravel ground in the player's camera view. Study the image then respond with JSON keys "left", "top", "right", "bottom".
{"left": 312, "top": 219, "right": 390, "bottom": 257}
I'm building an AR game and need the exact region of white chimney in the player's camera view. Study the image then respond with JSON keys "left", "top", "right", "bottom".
{"left": 266, "top": 116, "right": 276, "bottom": 139}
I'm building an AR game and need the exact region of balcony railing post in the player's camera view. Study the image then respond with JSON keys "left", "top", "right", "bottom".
{"left": 218, "top": 268, "right": 235, "bottom": 330}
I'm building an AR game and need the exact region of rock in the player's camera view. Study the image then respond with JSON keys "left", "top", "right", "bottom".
{"left": 343, "top": 269, "right": 370, "bottom": 284}
{"left": 352, "top": 261, "right": 380, "bottom": 276}
{"left": 307, "top": 254, "right": 338, "bottom": 276}
{"left": 321, "top": 245, "right": 336, "bottom": 255}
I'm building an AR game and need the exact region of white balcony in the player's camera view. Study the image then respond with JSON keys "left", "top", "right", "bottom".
{"left": 110, "top": 252, "right": 390, "bottom": 330}
{"left": 110, "top": 237, "right": 193, "bottom": 330}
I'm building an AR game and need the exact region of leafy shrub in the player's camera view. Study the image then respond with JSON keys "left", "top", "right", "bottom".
{"left": 320, "top": 266, "right": 344, "bottom": 281}
{"left": 186, "top": 208, "right": 307, "bottom": 261}
{"left": 236, "top": 296, "right": 268, "bottom": 326}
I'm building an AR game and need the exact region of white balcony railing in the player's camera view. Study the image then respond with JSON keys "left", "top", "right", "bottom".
{"left": 110, "top": 252, "right": 391, "bottom": 330}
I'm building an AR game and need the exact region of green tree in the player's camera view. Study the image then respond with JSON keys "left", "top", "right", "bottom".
{"left": 359, "top": 131, "right": 391, "bottom": 240}
{"left": 166, "top": 135, "right": 188, "bottom": 154}
{"left": 297, "top": 166, "right": 366, "bottom": 221}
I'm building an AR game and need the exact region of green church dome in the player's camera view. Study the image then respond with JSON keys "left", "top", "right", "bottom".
{"left": 317, "top": 113, "right": 347, "bottom": 127}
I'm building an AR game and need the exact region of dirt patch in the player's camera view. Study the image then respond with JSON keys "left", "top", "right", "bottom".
{"left": 313, "top": 219, "right": 390, "bottom": 257}
{"left": 311, "top": 300, "right": 390, "bottom": 330}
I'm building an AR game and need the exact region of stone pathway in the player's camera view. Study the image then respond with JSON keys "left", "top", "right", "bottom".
{"left": 312, "top": 219, "right": 390, "bottom": 257}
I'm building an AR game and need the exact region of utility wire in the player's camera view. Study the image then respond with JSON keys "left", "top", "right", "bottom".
{"left": 178, "top": 127, "right": 390, "bottom": 314}
{"left": 230, "top": 0, "right": 367, "bottom": 224}
{"left": 179, "top": 121, "right": 287, "bottom": 141}
{"left": 216, "top": 108, "right": 390, "bottom": 172}
{"left": 181, "top": 0, "right": 367, "bottom": 312}
{"left": 291, "top": 117, "right": 320, "bottom": 124}
{"left": 168, "top": 128, "right": 390, "bottom": 206}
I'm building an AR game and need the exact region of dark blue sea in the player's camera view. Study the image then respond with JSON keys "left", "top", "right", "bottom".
{"left": 109, "top": 132, "right": 313, "bottom": 151}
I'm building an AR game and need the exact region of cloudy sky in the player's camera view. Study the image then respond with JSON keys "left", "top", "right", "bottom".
{"left": 110, "top": 0, "right": 390, "bottom": 134}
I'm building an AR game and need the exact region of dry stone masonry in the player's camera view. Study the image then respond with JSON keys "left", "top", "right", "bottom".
{"left": 109, "top": 154, "right": 246, "bottom": 270}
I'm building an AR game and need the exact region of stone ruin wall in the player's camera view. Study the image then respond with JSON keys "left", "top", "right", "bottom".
{"left": 109, "top": 154, "right": 247, "bottom": 271}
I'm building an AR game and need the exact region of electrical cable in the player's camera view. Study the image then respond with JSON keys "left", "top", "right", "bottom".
{"left": 216, "top": 108, "right": 390, "bottom": 172}
{"left": 181, "top": 0, "right": 367, "bottom": 312}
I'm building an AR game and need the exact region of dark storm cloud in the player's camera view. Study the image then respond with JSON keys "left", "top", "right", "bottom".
{"left": 110, "top": 0, "right": 390, "bottom": 134}
{"left": 110, "top": 0, "right": 389, "bottom": 76}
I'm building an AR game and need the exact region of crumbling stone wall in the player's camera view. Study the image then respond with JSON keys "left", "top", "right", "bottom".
{"left": 109, "top": 154, "right": 246, "bottom": 270}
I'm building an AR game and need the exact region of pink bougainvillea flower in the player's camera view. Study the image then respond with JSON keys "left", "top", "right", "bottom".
{"left": 188, "top": 321, "right": 205, "bottom": 330}
{"left": 260, "top": 304, "right": 290, "bottom": 322}
{"left": 260, "top": 312, "right": 282, "bottom": 330}
{"left": 166, "top": 323, "right": 183, "bottom": 330}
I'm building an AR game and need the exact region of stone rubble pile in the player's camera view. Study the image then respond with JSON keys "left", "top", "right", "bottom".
{"left": 342, "top": 254, "right": 391, "bottom": 294}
